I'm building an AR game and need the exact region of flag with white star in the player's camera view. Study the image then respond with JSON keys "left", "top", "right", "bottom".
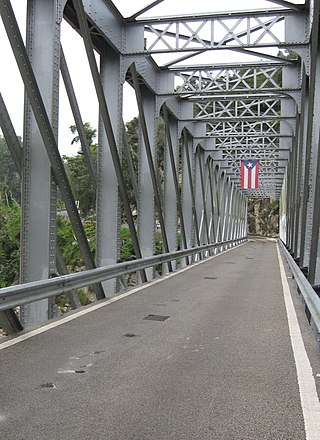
{"left": 240, "top": 160, "right": 260, "bottom": 189}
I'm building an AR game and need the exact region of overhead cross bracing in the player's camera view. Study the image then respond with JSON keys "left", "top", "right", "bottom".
{"left": 119, "top": 0, "right": 305, "bottom": 198}
{"left": 1, "top": 0, "right": 319, "bottom": 332}
{"left": 52, "top": 0, "right": 306, "bottom": 199}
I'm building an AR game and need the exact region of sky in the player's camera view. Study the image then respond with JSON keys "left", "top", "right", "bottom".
{"left": 0, "top": 0, "right": 303, "bottom": 156}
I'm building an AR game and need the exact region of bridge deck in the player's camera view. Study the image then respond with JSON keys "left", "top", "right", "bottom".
{"left": 1, "top": 239, "right": 320, "bottom": 440}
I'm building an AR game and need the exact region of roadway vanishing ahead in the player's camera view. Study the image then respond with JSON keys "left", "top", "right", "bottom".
{"left": 1, "top": 239, "right": 320, "bottom": 439}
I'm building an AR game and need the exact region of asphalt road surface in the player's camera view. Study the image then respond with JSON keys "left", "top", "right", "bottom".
{"left": 1, "top": 239, "right": 320, "bottom": 439}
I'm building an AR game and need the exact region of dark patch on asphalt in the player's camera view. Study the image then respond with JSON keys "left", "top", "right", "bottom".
{"left": 39, "top": 383, "right": 56, "bottom": 389}
{"left": 144, "top": 314, "right": 170, "bottom": 322}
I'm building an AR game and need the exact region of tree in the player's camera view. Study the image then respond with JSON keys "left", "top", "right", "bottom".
{"left": 63, "top": 123, "right": 97, "bottom": 216}
{"left": 0, "top": 183, "right": 20, "bottom": 287}
{"left": 122, "top": 117, "right": 139, "bottom": 210}
{"left": 248, "top": 197, "right": 279, "bottom": 236}
{"left": 122, "top": 116, "right": 166, "bottom": 210}
{"left": 70, "top": 122, "right": 97, "bottom": 147}
{"left": 0, "top": 135, "right": 20, "bottom": 201}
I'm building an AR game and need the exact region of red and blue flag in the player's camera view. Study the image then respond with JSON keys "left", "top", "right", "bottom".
{"left": 240, "top": 160, "right": 260, "bottom": 189}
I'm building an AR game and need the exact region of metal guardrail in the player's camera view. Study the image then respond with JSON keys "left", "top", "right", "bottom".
{"left": 0, "top": 237, "right": 247, "bottom": 312}
{"left": 279, "top": 240, "right": 320, "bottom": 342}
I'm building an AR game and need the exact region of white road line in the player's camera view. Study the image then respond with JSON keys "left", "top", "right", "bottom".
{"left": 277, "top": 243, "right": 320, "bottom": 440}
{"left": 0, "top": 243, "right": 245, "bottom": 351}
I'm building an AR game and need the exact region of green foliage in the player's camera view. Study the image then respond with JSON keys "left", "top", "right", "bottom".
{"left": 63, "top": 123, "right": 97, "bottom": 216}
{"left": 155, "top": 231, "right": 163, "bottom": 254}
{"left": 156, "top": 116, "right": 165, "bottom": 172}
{"left": 0, "top": 184, "right": 20, "bottom": 287}
{"left": 122, "top": 116, "right": 166, "bottom": 208}
{"left": 125, "top": 117, "right": 139, "bottom": 157}
{"left": 57, "top": 216, "right": 96, "bottom": 271}
{"left": 120, "top": 227, "right": 135, "bottom": 261}
{"left": 57, "top": 216, "right": 138, "bottom": 270}
{"left": 248, "top": 198, "right": 279, "bottom": 237}
{"left": 0, "top": 136, "right": 20, "bottom": 201}
{"left": 70, "top": 122, "right": 97, "bottom": 147}
{"left": 122, "top": 117, "right": 139, "bottom": 211}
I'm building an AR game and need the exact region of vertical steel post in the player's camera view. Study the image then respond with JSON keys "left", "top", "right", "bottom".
{"left": 226, "top": 183, "right": 236, "bottom": 245}
{"left": 207, "top": 159, "right": 217, "bottom": 245}
{"left": 222, "top": 179, "right": 232, "bottom": 249}
{"left": 73, "top": 0, "right": 147, "bottom": 285}
{"left": 181, "top": 130, "right": 197, "bottom": 265}
{"left": 96, "top": 45, "right": 122, "bottom": 294}
{"left": 299, "top": 1, "right": 320, "bottom": 270}
{"left": 163, "top": 108, "right": 189, "bottom": 266}
{"left": 297, "top": 80, "right": 309, "bottom": 262}
{"left": 129, "top": 64, "right": 172, "bottom": 272}
{"left": 194, "top": 147, "right": 205, "bottom": 246}
{"left": 137, "top": 86, "right": 157, "bottom": 278}
{"left": 309, "top": 123, "right": 320, "bottom": 285}
{"left": 20, "top": 0, "right": 62, "bottom": 326}
{"left": 219, "top": 174, "right": 228, "bottom": 246}
{"left": 215, "top": 171, "right": 223, "bottom": 244}
{"left": 286, "top": 147, "right": 295, "bottom": 250}
{"left": 307, "top": 44, "right": 320, "bottom": 285}
{"left": 198, "top": 149, "right": 210, "bottom": 247}
{"left": 239, "top": 195, "right": 243, "bottom": 239}
{"left": 212, "top": 166, "right": 221, "bottom": 247}
{"left": 293, "top": 71, "right": 306, "bottom": 258}
{"left": 290, "top": 117, "right": 301, "bottom": 256}
{"left": 233, "top": 190, "right": 241, "bottom": 242}
{"left": 287, "top": 65, "right": 306, "bottom": 258}
{"left": 163, "top": 111, "right": 178, "bottom": 262}
{"left": 183, "top": 130, "right": 201, "bottom": 250}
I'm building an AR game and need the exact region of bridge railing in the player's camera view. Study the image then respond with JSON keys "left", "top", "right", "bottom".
{"left": 0, "top": 237, "right": 247, "bottom": 313}
{"left": 280, "top": 240, "right": 320, "bottom": 344}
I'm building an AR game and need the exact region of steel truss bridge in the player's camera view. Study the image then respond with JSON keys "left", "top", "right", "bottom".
{"left": 0, "top": 0, "right": 319, "bottom": 340}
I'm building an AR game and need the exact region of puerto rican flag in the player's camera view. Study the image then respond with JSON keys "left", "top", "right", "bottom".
{"left": 240, "top": 160, "right": 260, "bottom": 189}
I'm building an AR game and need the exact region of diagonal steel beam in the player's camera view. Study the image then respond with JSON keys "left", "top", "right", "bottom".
{"left": 129, "top": 63, "right": 173, "bottom": 272}
{"left": 73, "top": 0, "right": 147, "bottom": 282}
{"left": 162, "top": 106, "right": 189, "bottom": 265}
{"left": 0, "top": 310, "right": 23, "bottom": 335}
{"left": 230, "top": 47, "right": 297, "bottom": 63}
{"left": 197, "top": 149, "right": 211, "bottom": 245}
{"left": 60, "top": 45, "right": 96, "bottom": 190}
{"left": 0, "top": 92, "right": 22, "bottom": 174}
{"left": 207, "top": 160, "right": 217, "bottom": 244}
{"left": 128, "top": 0, "right": 165, "bottom": 20}
{"left": 264, "top": 0, "right": 306, "bottom": 11}
{"left": 0, "top": 0, "right": 105, "bottom": 300}
{"left": 183, "top": 129, "right": 202, "bottom": 250}
{"left": 0, "top": 94, "right": 26, "bottom": 333}
{"left": 0, "top": 90, "right": 82, "bottom": 312}
{"left": 161, "top": 50, "right": 210, "bottom": 69}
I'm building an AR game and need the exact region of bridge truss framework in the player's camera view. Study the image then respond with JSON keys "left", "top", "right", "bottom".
{"left": 0, "top": 0, "right": 320, "bottom": 334}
